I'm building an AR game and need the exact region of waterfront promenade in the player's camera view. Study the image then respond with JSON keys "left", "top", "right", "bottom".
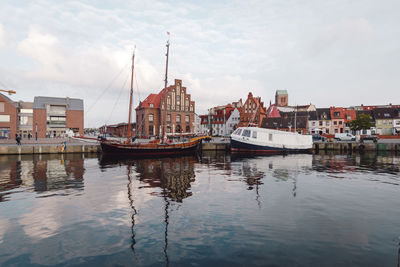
{"left": 0, "top": 137, "right": 99, "bottom": 154}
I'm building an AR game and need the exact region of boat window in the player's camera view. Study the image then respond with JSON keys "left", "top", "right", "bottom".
{"left": 242, "top": 129, "right": 251, "bottom": 137}
{"left": 234, "top": 129, "right": 242, "bottom": 135}
{"left": 252, "top": 131, "right": 257, "bottom": 139}
{"left": 269, "top": 133, "right": 273, "bottom": 141}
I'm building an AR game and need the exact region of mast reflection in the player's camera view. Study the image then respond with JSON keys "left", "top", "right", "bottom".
{"left": 99, "top": 154, "right": 197, "bottom": 266}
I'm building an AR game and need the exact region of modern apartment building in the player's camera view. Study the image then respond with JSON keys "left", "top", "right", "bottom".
{"left": 33, "top": 96, "right": 84, "bottom": 138}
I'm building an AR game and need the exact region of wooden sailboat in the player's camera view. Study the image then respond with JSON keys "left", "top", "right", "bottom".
{"left": 101, "top": 42, "right": 203, "bottom": 156}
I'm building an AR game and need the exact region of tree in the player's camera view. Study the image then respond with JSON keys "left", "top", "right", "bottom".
{"left": 349, "top": 113, "right": 374, "bottom": 132}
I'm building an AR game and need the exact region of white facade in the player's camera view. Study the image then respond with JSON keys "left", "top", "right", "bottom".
{"left": 225, "top": 108, "right": 240, "bottom": 136}
{"left": 193, "top": 114, "right": 201, "bottom": 135}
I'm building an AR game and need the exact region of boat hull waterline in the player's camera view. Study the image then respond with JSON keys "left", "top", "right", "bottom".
{"left": 101, "top": 140, "right": 199, "bottom": 156}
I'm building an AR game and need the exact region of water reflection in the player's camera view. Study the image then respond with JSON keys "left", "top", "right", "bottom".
{"left": 100, "top": 155, "right": 197, "bottom": 203}
{"left": 0, "top": 151, "right": 399, "bottom": 266}
{"left": 0, "top": 154, "right": 86, "bottom": 202}
{"left": 99, "top": 155, "right": 198, "bottom": 267}
{"left": 313, "top": 152, "right": 400, "bottom": 181}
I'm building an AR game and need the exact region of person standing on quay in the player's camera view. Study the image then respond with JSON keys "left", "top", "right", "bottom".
{"left": 16, "top": 134, "right": 21, "bottom": 145}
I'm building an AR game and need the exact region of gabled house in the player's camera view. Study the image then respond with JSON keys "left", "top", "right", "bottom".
{"left": 0, "top": 93, "right": 18, "bottom": 138}
{"left": 237, "top": 92, "right": 266, "bottom": 128}
{"left": 315, "top": 108, "right": 331, "bottom": 135}
{"left": 330, "top": 107, "right": 345, "bottom": 134}
{"left": 135, "top": 79, "right": 195, "bottom": 138}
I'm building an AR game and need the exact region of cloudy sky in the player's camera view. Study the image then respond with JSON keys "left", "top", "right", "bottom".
{"left": 0, "top": 0, "right": 399, "bottom": 127}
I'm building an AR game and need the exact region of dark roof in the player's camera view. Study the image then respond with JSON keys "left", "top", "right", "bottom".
{"left": 373, "top": 108, "right": 400, "bottom": 119}
{"left": 356, "top": 110, "right": 375, "bottom": 121}
{"left": 315, "top": 108, "right": 331, "bottom": 120}
{"left": 308, "top": 111, "right": 318, "bottom": 120}
{"left": 33, "top": 96, "right": 83, "bottom": 110}
{"left": 261, "top": 116, "right": 308, "bottom": 129}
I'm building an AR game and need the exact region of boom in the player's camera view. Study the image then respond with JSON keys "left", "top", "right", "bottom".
{"left": 0, "top": 89, "right": 16, "bottom": 95}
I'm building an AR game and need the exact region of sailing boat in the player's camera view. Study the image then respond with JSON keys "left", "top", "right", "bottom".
{"left": 100, "top": 43, "right": 203, "bottom": 156}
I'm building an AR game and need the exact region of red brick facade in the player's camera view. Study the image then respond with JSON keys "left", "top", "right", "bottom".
{"left": 32, "top": 109, "right": 47, "bottom": 138}
{"left": 136, "top": 79, "right": 195, "bottom": 137}
{"left": 237, "top": 92, "right": 266, "bottom": 128}
{"left": 0, "top": 93, "right": 18, "bottom": 138}
{"left": 66, "top": 110, "right": 84, "bottom": 136}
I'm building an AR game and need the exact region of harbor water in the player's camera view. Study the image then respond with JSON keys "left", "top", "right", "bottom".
{"left": 0, "top": 152, "right": 400, "bottom": 266}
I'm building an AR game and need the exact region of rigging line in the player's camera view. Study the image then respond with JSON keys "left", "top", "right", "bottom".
{"left": 105, "top": 72, "right": 130, "bottom": 125}
{"left": 86, "top": 58, "right": 131, "bottom": 114}
{"left": 0, "top": 80, "right": 10, "bottom": 90}
{"left": 134, "top": 69, "right": 141, "bottom": 102}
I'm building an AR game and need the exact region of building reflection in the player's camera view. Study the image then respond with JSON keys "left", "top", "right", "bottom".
{"left": 100, "top": 155, "right": 197, "bottom": 203}
{"left": 0, "top": 154, "right": 86, "bottom": 202}
{"left": 312, "top": 151, "right": 400, "bottom": 176}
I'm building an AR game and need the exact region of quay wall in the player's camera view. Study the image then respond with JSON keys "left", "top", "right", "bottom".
{"left": 313, "top": 142, "right": 400, "bottom": 152}
{"left": 1, "top": 141, "right": 399, "bottom": 155}
{"left": 0, "top": 144, "right": 100, "bottom": 155}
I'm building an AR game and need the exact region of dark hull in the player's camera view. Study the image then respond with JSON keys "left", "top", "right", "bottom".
{"left": 230, "top": 139, "right": 312, "bottom": 154}
{"left": 101, "top": 141, "right": 199, "bottom": 156}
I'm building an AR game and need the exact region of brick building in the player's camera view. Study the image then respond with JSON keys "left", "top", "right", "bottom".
{"left": 99, "top": 122, "right": 135, "bottom": 138}
{"left": 33, "top": 96, "right": 84, "bottom": 138}
{"left": 135, "top": 79, "right": 195, "bottom": 138}
{"left": 237, "top": 92, "right": 266, "bottom": 128}
{"left": 0, "top": 93, "right": 18, "bottom": 138}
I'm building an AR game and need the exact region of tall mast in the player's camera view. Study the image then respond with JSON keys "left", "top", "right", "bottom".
{"left": 127, "top": 48, "right": 136, "bottom": 143}
{"left": 163, "top": 34, "right": 170, "bottom": 139}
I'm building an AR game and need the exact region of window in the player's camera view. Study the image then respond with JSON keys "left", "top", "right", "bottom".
{"left": 334, "top": 121, "right": 337, "bottom": 125}
{"left": 148, "top": 114, "right": 154, "bottom": 122}
{"left": 326, "top": 121, "right": 330, "bottom": 126}
{"left": 234, "top": 129, "right": 242, "bottom": 135}
{"left": 149, "top": 125, "right": 154, "bottom": 135}
{"left": 339, "top": 121, "right": 342, "bottom": 125}
{"left": 312, "top": 122, "right": 316, "bottom": 126}
{"left": 185, "top": 115, "right": 190, "bottom": 123}
{"left": 334, "top": 112, "right": 340, "bottom": 117}
{"left": 347, "top": 115, "right": 351, "bottom": 120}
{"left": 269, "top": 133, "right": 273, "bottom": 141}
{"left": 252, "top": 131, "right": 257, "bottom": 139}
{"left": 167, "top": 114, "right": 171, "bottom": 122}
{"left": 176, "top": 115, "right": 181, "bottom": 123}
{"left": 149, "top": 103, "right": 154, "bottom": 108}
{"left": 319, "top": 121, "right": 323, "bottom": 126}
{"left": 186, "top": 125, "right": 190, "bottom": 133}
{"left": 242, "top": 129, "right": 251, "bottom": 137}
{"left": 0, "top": 102, "right": 4, "bottom": 112}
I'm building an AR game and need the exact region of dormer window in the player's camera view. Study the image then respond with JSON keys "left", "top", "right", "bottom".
{"left": 149, "top": 103, "right": 154, "bottom": 108}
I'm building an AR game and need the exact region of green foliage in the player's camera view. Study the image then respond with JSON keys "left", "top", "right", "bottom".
{"left": 349, "top": 114, "right": 374, "bottom": 131}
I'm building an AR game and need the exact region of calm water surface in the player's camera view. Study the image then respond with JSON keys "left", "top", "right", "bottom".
{"left": 0, "top": 152, "right": 400, "bottom": 266}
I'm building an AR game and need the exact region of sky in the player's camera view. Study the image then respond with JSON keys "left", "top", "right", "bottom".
{"left": 0, "top": 0, "right": 399, "bottom": 128}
